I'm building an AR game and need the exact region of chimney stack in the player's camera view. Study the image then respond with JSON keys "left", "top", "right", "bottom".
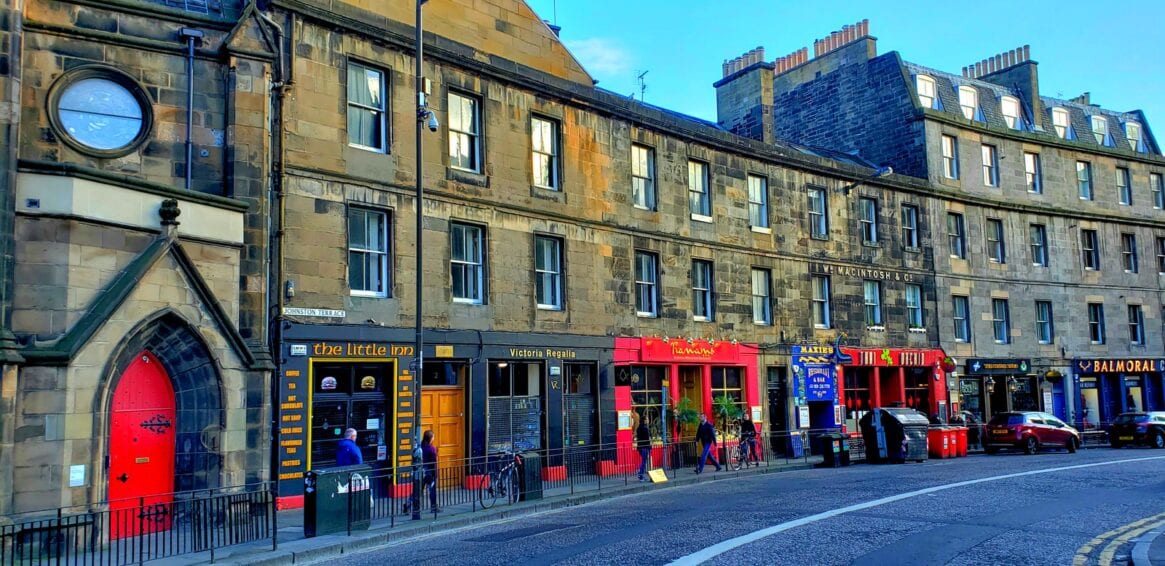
{"left": 964, "top": 44, "right": 1032, "bottom": 79}
{"left": 814, "top": 19, "right": 871, "bottom": 59}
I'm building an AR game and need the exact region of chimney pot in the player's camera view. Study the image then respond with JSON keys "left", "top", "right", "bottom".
{"left": 862, "top": 19, "right": 869, "bottom": 36}
{"left": 1022, "top": 45, "right": 1030, "bottom": 61}
{"left": 974, "top": 61, "right": 982, "bottom": 77}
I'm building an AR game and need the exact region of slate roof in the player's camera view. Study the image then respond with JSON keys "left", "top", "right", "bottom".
{"left": 903, "top": 61, "right": 1160, "bottom": 156}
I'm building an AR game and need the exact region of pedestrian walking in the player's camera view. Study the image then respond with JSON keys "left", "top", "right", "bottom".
{"left": 335, "top": 428, "right": 363, "bottom": 466}
{"left": 422, "top": 430, "right": 440, "bottom": 512}
{"left": 694, "top": 413, "right": 720, "bottom": 474}
{"left": 636, "top": 418, "right": 652, "bottom": 481}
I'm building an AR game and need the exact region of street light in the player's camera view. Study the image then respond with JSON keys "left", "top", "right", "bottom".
{"left": 836, "top": 165, "right": 893, "bottom": 195}
{"left": 411, "top": 0, "right": 434, "bottom": 521}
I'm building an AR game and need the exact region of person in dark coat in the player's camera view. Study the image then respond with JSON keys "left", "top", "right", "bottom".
{"left": 421, "top": 430, "right": 440, "bottom": 512}
{"left": 636, "top": 418, "right": 652, "bottom": 481}
{"left": 695, "top": 413, "right": 720, "bottom": 473}
{"left": 739, "top": 415, "right": 759, "bottom": 464}
{"left": 336, "top": 428, "right": 363, "bottom": 466}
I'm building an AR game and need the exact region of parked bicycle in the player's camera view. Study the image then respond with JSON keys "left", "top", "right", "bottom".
{"left": 478, "top": 450, "right": 522, "bottom": 508}
{"left": 730, "top": 419, "right": 759, "bottom": 471}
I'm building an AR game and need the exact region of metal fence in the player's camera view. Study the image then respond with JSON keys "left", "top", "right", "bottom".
{"left": 0, "top": 485, "right": 275, "bottom": 565}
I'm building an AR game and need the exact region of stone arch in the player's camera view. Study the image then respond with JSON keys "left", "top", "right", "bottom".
{"left": 98, "top": 308, "right": 225, "bottom": 497}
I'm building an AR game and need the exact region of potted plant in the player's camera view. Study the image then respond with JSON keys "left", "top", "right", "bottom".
{"left": 670, "top": 396, "right": 701, "bottom": 440}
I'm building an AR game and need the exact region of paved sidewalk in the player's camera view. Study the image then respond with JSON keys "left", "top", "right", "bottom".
{"left": 168, "top": 456, "right": 822, "bottom": 565}
{"left": 1133, "top": 525, "right": 1165, "bottom": 566}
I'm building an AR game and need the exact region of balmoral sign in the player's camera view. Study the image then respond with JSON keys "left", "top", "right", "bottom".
{"left": 1073, "top": 358, "right": 1165, "bottom": 374}
{"left": 808, "top": 262, "right": 918, "bottom": 283}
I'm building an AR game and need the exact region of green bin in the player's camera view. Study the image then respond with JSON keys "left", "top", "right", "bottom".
{"left": 304, "top": 464, "right": 372, "bottom": 537}
{"left": 518, "top": 452, "right": 543, "bottom": 501}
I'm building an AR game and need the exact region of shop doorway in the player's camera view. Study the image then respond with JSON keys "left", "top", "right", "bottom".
{"left": 109, "top": 351, "right": 175, "bottom": 540}
{"left": 487, "top": 361, "right": 544, "bottom": 454}
{"left": 989, "top": 377, "right": 1010, "bottom": 417}
{"left": 564, "top": 363, "right": 598, "bottom": 475}
{"left": 421, "top": 361, "right": 468, "bottom": 487}
{"left": 767, "top": 367, "right": 788, "bottom": 455}
{"left": 1125, "top": 376, "right": 1143, "bottom": 412}
{"left": 677, "top": 366, "right": 704, "bottom": 438}
{"left": 1080, "top": 379, "right": 1100, "bottom": 429}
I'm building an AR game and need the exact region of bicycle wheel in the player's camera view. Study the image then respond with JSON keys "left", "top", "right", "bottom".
{"left": 479, "top": 470, "right": 502, "bottom": 509}
{"left": 507, "top": 470, "right": 521, "bottom": 504}
{"left": 729, "top": 445, "right": 742, "bottom": 471}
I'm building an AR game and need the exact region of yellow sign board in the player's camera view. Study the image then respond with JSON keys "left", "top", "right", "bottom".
{"left": 435, "top": 345, "right": 454, "bottom": 358}
{"left": 648, "top": 469, "right": 668, "bottom": 483}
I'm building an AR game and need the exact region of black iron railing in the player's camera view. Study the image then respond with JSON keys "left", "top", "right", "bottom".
{"left": 0, "top": 485, "right": 275, "bottom": 565}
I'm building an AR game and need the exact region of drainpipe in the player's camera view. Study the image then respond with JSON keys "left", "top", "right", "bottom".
{"left": 179, "top": 28, "right": 204, "bottom": 190}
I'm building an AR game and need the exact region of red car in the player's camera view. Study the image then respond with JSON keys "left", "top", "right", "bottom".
{"left": 985, "top": 411, "right": 1080, "bottom": 455}
{"left": 1110, "top": 412, "right": 1165, "bottom": 449}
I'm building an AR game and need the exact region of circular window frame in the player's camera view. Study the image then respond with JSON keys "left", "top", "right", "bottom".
{"left": 47, "top": 65, "right": 155, "bottom": 159}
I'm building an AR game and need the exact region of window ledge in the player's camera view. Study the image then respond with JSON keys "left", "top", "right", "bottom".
{"left": 814, "top": 324, "right": 832, "bottom": 330}
{"left": 751, "top": 226, "right": 772, "bottom": 234}
{"left": 453, "top": 299, "right": 484, "bottom": 305}
{"left": 536, "top": 305, "right": 564, "bottom": 312}
{"left": 350, "top": 291, "right": 389, "bottom": 299}
{"left": 908, "top": 327, "right": 927, "bottom": 333}
{"left": 636, "top": 312, "right": 657, "bottom": 318}
{"left": 690, "top": 213, "right": 713, "bottom": 223}
{"left": 904, "top": 247, "right": 921, "bottom": 254}
{"left": 861, "top": 241, "right": 881, "bottom": 248}
{"left": 810, "top": 234, "right": 830, "bottom": 241}
{"left": 447, "top": 167, "right": 490, "bottom": 187}
{"left": 693, "top": 316, "right": 713, "bottom": 322}
{"left": 633, "top": 204, "right": 657, "bottom": 212}
{"left": 866, "top": 325, "right": 886, "bottom": 332}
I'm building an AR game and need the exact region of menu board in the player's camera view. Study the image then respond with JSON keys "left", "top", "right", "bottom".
{"left": 277, "top": 368, "right": 308, "bottom": 495}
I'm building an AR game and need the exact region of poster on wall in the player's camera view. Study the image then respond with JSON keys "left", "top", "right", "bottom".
{"left": 798, "top": 405, "right": 810, "bottom": 429}
{"left": 791, "top": 346, "right": 837, "bottom": 402}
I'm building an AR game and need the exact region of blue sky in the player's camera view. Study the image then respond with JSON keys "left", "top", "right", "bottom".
{"left": 525, "top": 0, "right": 1165, "bottom": 134}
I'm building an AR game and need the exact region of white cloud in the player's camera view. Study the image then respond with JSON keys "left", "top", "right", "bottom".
{"left": 564, "top": 37, "right": 634, "bottom": 76}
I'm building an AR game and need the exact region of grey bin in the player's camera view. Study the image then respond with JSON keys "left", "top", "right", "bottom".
{"left": 859, "top": 408, "right": 930, "bottom": 464}
{"left": 303, "top": 464, "right": 373, "bottom": 537}
{"left": 518, "top": 452, "right": 543, "bottom": 501}
{"left": 819, "top": 432, "right": 851, "bottom": 467}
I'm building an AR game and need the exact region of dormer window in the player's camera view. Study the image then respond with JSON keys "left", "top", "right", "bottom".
{"left": 916, "top": 75, "right": 939, "bottom": 110}
{"left": 1052, "top": 107, "right": 1074, "bottom": 140}
{"left": 1126, "top": 122, "right": 1144, "bottom": 152}
{"left": 1092, "top": 116, "right": 1113, "bottom": 146}
{"left": 958, "top": 86, "right": 980, "bottom": 121}
{"left": 1001, "top": 96, "right": 1022, "bottom": 130}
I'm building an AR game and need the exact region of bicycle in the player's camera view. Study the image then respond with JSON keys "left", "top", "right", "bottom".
{"left": 730, "top": 421, "right": 759, "bottom": 471}
{"left": 478, "top": 450, "right": 522, "bottom": 509}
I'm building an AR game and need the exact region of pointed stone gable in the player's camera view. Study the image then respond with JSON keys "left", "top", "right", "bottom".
{"left": 346, "top": 0, "right": 594, "bottom": 86}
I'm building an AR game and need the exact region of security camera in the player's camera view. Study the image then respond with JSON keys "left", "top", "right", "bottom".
{"left": 427, "top": 113, "right": 439, "bottom": 132}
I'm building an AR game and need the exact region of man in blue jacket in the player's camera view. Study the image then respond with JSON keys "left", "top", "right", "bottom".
{"left": 695, "top": 414, "right": 720, "bottom": 473}
{"left": 336, "top": 428, "right": 363, "bottom": 466}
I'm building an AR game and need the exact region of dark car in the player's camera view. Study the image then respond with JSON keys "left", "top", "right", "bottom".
{"left": 1109, "top": 412, "right": 1165, "bottom": 449}
{"left": 985, "top": 411, "right": 1080, "bottom": 455}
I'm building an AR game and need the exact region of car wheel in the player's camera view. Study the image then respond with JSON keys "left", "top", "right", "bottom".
{"left": 985, "top": 447, "right": 999, "bottom": 455}
{"left": 1024, "top": 436, "right": 1039, "bottom": 455}
{"left": 1067, "top": 437, "right": 1078, "bottom": 453}
{"left": 1153, "top": 431, "right": 1165, "bottom": 449}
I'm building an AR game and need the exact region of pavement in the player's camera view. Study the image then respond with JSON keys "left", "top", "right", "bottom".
{"left": 1133, "top": 525, "right": 1165, "bottom": 566}
{"left": 177, "top": 454, "right": 822, "bottom": 565}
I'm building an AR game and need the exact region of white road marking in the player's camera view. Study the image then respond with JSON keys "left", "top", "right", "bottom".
{"left": 668, "top": 455, "right": 1165, "bottom": 565}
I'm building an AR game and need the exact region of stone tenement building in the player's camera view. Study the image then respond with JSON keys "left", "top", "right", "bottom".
{"left": 261, "top": 0, "right": 950, "bottom": 504}
{"left": 716, "top": 20, "right": 1165, "bottom": 427}
{"left": 0, "top": 0, "right": 274, "bottom": 517}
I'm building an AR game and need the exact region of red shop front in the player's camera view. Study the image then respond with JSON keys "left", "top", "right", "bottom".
{"left": 838, "top": 347, "right": 949, "bottom": 432}
{"left": 609, "top": 337, "right": 760, "bottom": 474}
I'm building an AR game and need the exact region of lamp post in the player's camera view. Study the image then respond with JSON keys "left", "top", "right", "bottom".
{"left": 411, "top": 0, "right": 434, "bottom": 521}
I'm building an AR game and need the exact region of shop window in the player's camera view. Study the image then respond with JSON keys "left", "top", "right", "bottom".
{"left": 905, "top": 368, "right": 930, "bottom": 412}
{"left": 711, "top": 367, "right": 744, "bottom": 409}
{"left": 843, "top": 368, "right": 873, "bottom": 430}
{"left": 310, "top": 362, "right": 392, "bottom": 468}
{"left": 421, "top": 361, "right": 468, "bottom": 386}
{"left": 630, "top": 366, "right": 667, "bottom": 441}
{"left": 487, "top": 361, "right": 543, "bottom": 453}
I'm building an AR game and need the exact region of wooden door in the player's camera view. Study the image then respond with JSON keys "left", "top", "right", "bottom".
{"left": 108, "top": 351, "right": 176, "bottom": 539}
{"left": 421, "top": 388, "right": 465, "bottom": 487}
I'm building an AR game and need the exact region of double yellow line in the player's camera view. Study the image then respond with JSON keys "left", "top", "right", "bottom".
{"left": 1073, "top": 511, "right": 1165, "bottom": 566}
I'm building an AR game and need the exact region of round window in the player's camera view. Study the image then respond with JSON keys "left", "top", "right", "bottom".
{"left": 48, "top": 66, "right": 153, "bottom": 157}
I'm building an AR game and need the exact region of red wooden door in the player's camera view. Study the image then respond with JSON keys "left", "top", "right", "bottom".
{"left": 108, "top": 351, "right": 176, "bottom": 539}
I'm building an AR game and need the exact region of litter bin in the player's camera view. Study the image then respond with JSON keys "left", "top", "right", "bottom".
{"left": 859, "top": 408, "right": 929, "bottom": 464}
{"left": 819, "top": 432, "right": 851, "bottom": 468}
{"left": 928, "top": 426, "right": 950, "bottom": 459}
{"left": 955, "top": 426, "right": 968, "bottom": 457}
{"left": 304, "top": 464, "right": 372, "bottom": 537}
{"left": 519, "top": 452, "right": 543, "bottom": 501}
